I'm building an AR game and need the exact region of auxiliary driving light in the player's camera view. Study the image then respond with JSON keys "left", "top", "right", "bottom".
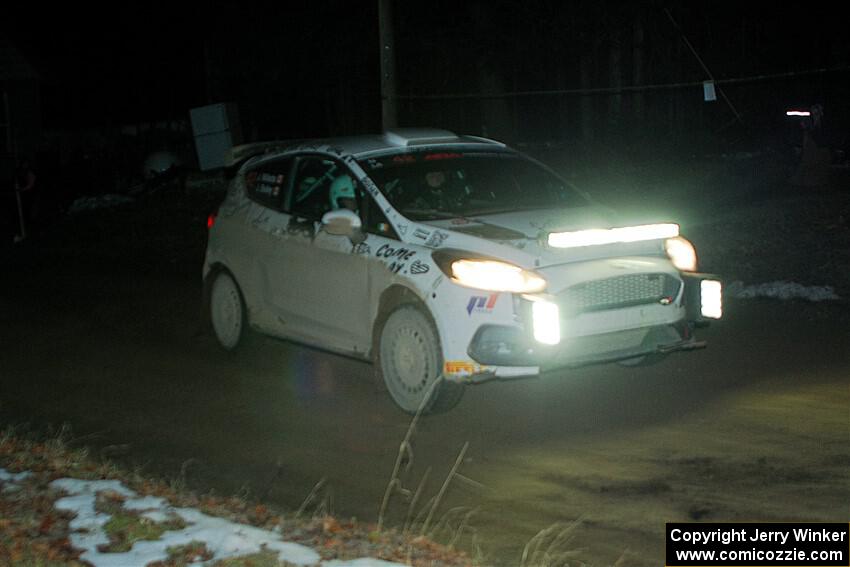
{"left": 531, "top": 300, "right": 561, "bottom": 345}
{"left": 700, "top": 280, "right": 723, "bottom": 319}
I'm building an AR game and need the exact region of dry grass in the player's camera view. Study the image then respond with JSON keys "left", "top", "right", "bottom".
{"left": 520, "top": 520, "right": 586, "bottom": 567}
{"left": 0, "top": 422, "right": 473, "bottom": 566}
{"left": 373, "top": 381, "right": 489, "bottom": 563}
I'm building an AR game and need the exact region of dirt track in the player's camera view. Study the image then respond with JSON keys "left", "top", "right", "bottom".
{"left": 1, "top": 159, "right": 848, "bottom": 565}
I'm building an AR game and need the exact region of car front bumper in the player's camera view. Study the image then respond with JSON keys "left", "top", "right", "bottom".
{"left": 438, "top": 271, "right": 721, "bottom": 383}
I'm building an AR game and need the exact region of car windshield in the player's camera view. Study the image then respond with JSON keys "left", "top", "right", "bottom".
{"left": 359, "top": 151, "right": 587, "bottom": 221}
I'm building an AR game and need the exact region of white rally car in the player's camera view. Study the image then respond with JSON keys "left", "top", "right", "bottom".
{"left": 203, "top": 129, "right": 722, "bottom": 413}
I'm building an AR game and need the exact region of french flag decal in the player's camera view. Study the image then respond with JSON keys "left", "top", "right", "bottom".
{"left": 467, "top": 293, "right": 499, "bottom": 315}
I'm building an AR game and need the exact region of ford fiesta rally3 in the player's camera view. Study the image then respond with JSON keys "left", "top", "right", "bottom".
{"left": 203, "top": 129, "right": 722, "bottom": 413}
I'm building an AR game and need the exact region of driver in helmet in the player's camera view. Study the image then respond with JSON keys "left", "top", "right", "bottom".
{"left": 329, "top": 174, "right": 358, "bottom": 212}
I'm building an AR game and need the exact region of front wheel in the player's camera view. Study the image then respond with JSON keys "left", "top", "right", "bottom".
{"left": 378, "top": 306, "right": 464, "bottom": 414}
{"left": 210, "top": 271, "right": 246, "bottom": 350}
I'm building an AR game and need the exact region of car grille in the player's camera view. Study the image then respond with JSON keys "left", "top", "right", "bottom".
{"left": 557, "top": 273, "right": 682, "bottom": 315}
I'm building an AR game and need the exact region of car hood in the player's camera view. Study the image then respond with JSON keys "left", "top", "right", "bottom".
{"left": 420, "top": 206, "right": 671, "bottom": 269}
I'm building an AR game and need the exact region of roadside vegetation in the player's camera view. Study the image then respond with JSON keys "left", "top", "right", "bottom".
{"left": 0, "top": 425, "right": 473, "bottom": 566}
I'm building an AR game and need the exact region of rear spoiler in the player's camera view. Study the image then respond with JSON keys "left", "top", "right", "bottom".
{"left": 223, "top": 140, "right": 306, "bottom": 169}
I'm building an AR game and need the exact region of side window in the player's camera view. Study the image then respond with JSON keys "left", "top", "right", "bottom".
{"left": 289, "top": 157, "right": 338, "bottom": 219}
{"left": 361, "top": 189, "right": 399, "bottom": 240}
{"left": 244, "top": 158, "right": 291, "bottom": 210}
{"left": 289, "top": 156, "right": 362, "bottom": 220}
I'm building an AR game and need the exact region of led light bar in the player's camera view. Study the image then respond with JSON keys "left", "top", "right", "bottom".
{"left": 548, "top": 223, "right": 680, "bottom": 249}
{"left": 786, "top": 110, "right": 811, "bottom": 117}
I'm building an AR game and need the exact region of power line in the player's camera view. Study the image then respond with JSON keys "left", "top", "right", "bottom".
{"left": 663, "top": 7, "right": 743, "bottom": 125}
{"left": 393, "top": 65, "right": 850, "bottom": 102}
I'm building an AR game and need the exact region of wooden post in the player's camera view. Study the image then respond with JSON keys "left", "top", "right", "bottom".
{"left": 579, "top": 41, "right": 594, "bottom": 143}
{"left": 633, "top": 15, "right": 645, "bottom": 133}
{"left": 608, "top": 34, "right": 623, "bottom": 139}
{"left": 379, "top": 0, "right": 398, "bottom": 130}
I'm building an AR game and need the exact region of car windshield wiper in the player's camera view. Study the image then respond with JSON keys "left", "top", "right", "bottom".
{"left": 462, "top": 204, "right": 555, "bottom": 216}
{"left": 403, "top": 209, "right": 464, "bottom": 221}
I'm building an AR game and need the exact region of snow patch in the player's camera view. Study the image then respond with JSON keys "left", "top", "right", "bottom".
{"left": 52, "top": 478, "right": 136, "bottom": 498}
{"left": 123, "top": 495, "right": 169, "bottom": 511}
{"left": 0, "top": 468, "right": 31, "bottom": 483}
{"left": 726, "top": 281, "right": 841, "bottom": 301}
{"left": 720, "top": 150, "right": 763, "bottom": 161}
{"left": 0, "top": 467, "right": 31, "bottom": 492}
{"left": 68, "top": 194, "right": 134, "bottom": 214}
{"left": 46, "top": 476, "right": 407, "bottom": 567}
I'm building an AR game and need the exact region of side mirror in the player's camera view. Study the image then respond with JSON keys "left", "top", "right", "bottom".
{"left": 321, "top": 209, "right": 365, "bottom": 243}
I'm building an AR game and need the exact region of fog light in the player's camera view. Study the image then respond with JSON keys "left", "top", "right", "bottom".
{"left": 701, "top": 280, "right": 722, "bottom": 319}
{"left": 532, "top": 300, "right": 561, "bottom": 345}
{"left": 468, "top": 325, "right": 535, "bottom": 365}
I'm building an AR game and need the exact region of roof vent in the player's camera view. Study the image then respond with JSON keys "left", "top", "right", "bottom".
{"left": 384, "top": 128, "right": 460, "bottom": 147}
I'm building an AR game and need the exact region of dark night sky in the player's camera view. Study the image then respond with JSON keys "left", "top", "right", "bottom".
{"left": 3, "top": 2, "right": 849, "bottom": 141}
{"left": 7, "top": 5, "right": 226, "bottom": 126}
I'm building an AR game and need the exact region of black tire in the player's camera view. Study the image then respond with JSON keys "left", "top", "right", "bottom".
{"left": 378, "top": 305, "right": 464, "bottom": 414}
{"left": 209, "top": 271, "right": 246, "bottom": 351}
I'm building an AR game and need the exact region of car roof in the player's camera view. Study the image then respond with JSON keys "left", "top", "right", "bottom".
{"left": 226, "top": 128, "right": 509, "bottom": 167}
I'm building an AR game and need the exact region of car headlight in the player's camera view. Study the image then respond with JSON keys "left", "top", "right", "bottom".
{"left": 665, "top": 236, "right": 698, "bottom": 272}
{"left": 433, "top": 254, "right": 547, "bottom": 293}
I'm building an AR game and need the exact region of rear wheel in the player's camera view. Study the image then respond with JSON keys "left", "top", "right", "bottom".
{"left": 210, "top": 271, "right": 245, "bottom": 350}
{"left": 378, "top": 306, "right": 464, "bottom": 414}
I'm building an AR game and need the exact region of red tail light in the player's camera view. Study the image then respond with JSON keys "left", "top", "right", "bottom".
{"left": 207, "top": 213, "right": 217, "bottom": 229}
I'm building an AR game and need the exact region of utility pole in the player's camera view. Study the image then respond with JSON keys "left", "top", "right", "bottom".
{"left": 203, "top": 40, "right": 215, "bottom": 105}
{"left": 378, "top": 0, "right": 398, "bottom": 129}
